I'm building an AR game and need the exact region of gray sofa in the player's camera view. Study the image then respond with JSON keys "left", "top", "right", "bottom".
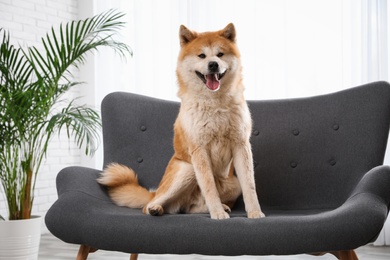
{"left": 46, "top": 81, "right": 390, "bottom": 260}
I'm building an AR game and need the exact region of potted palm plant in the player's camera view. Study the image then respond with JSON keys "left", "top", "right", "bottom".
{"left": 0, "top": 9, "right": 131, "bottom": 259}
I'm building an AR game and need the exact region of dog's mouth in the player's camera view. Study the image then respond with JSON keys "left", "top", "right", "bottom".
{"left": 195, "top": 71, "right": 226, "bottom": 91}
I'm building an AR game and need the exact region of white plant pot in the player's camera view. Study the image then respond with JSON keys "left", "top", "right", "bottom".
{"left": 0, "top": 215, "right": 42, "bottom": 260}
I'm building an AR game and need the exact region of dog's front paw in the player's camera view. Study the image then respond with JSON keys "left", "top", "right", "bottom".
{"left": 147, "top": 204, "right": 164, "bottom": 216}
{"left": 210, "top": 211, "right": 230, "bottom": 220}
{"left": 248, "top": 210, "right": 265, "bottom": 219}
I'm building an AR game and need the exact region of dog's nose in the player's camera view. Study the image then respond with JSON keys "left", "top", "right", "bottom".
{"left": 208, "top": 61, "right": 219, "bottom": 72}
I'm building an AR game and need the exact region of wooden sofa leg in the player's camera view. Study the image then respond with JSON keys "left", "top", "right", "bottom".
{"left": 130, "top": 254, "right": 139, "bottom": 260}
{"left": 76, "top": 245, "right": 98, "bottom": 260}
{"left": 333, "top": 250, "right": 358, "bottom": 260}
{"left": 312, "top": 250, "right": 358, "bottom": 260}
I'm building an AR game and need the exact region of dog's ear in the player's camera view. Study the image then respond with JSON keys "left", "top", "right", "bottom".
{"left": 179, "top": 25, "right": 197, "bottom": 47}
{"left": 220, "top": 23, "right": 236, "bottom": 42}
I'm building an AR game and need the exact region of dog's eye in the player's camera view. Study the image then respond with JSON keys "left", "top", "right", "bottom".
{"left": 217, "top": 52, "right": 224, "bottom": 57}
{"left": 198, "top": 54, "right": 206, "bottom": 59}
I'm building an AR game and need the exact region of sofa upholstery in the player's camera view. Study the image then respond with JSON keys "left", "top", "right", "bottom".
{"left": 46, "top": 81, "right": 390, "bottom": 258}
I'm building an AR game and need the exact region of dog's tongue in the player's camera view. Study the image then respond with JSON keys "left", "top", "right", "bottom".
{"left": 206, "top": 74, "right": 220, "bottom": 91}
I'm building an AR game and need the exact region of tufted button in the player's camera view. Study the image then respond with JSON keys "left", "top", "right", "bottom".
{"left": 329, "top": 158, "right": 337, "bottom": 166}
{"left": 253, "top": 130, "right": 260, "bottom": 136}
{"left": 140, "top": 125, "right": 147, "bottom": 131}
{"left": 137, "top": 157, "right": 143, "bottom": 163}
{"left": 290, "top": 161, "right": 298, "bottom": 168}
{"left": 332, "top": 124, "right": 339, "bottom": 131}
{"left": 292, "top": 129, "right": 300, "bottom": 136}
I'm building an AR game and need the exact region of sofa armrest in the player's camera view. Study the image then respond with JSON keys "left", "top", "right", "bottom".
{"left": 350, "top": 165, "right": 390, "bottom": 209}
{"left": 54, "top": 166, "right": 109, "bottom": 202}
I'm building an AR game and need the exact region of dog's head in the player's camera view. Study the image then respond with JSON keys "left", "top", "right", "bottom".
{"left": 176, "top": 23, "right": 241, "bottom": 95}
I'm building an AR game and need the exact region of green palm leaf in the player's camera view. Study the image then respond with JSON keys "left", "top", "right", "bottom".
{"left": 0, "top": 29, "right": 33, "bottom": 88}
{"left": 46, "top": 100, "right": 102, "bottom": 156}
{"left": 29, "top": 9, "right": 131, "bottom": 88}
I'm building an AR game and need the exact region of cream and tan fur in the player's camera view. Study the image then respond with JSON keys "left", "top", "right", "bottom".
{"left": 98, "top": 23, "right": 264, "bottom": 219}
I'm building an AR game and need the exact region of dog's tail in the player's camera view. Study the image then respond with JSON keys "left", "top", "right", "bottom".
{"left": 97, "top": 163, "right": 155, "bottom": 208}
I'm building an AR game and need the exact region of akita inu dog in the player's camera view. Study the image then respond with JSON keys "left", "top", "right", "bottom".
{"left": 98, "top": 23, "right": 265, "bottom": 219}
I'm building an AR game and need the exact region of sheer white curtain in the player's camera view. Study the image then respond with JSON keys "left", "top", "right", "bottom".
{"left": 86, "top": 0, "right": 388, "bottom": 102}
{"left": 80, "top": 0, "right": 389, "bottom": 244}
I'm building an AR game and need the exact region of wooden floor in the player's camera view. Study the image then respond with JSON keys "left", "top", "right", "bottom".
{"left": 39, "top": 233, "right": 390, "bottom": 260}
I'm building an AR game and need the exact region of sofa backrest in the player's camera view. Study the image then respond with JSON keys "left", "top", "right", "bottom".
{"left": 102, "top": 93, "right": 179, "bottom": 190}
{"left": 101, "top": 81, "right": 390, "bottom": 210}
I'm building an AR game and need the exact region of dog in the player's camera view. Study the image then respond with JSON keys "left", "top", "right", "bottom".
{"left": 98, "top": 23, "right": 265, "bottom": 220}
